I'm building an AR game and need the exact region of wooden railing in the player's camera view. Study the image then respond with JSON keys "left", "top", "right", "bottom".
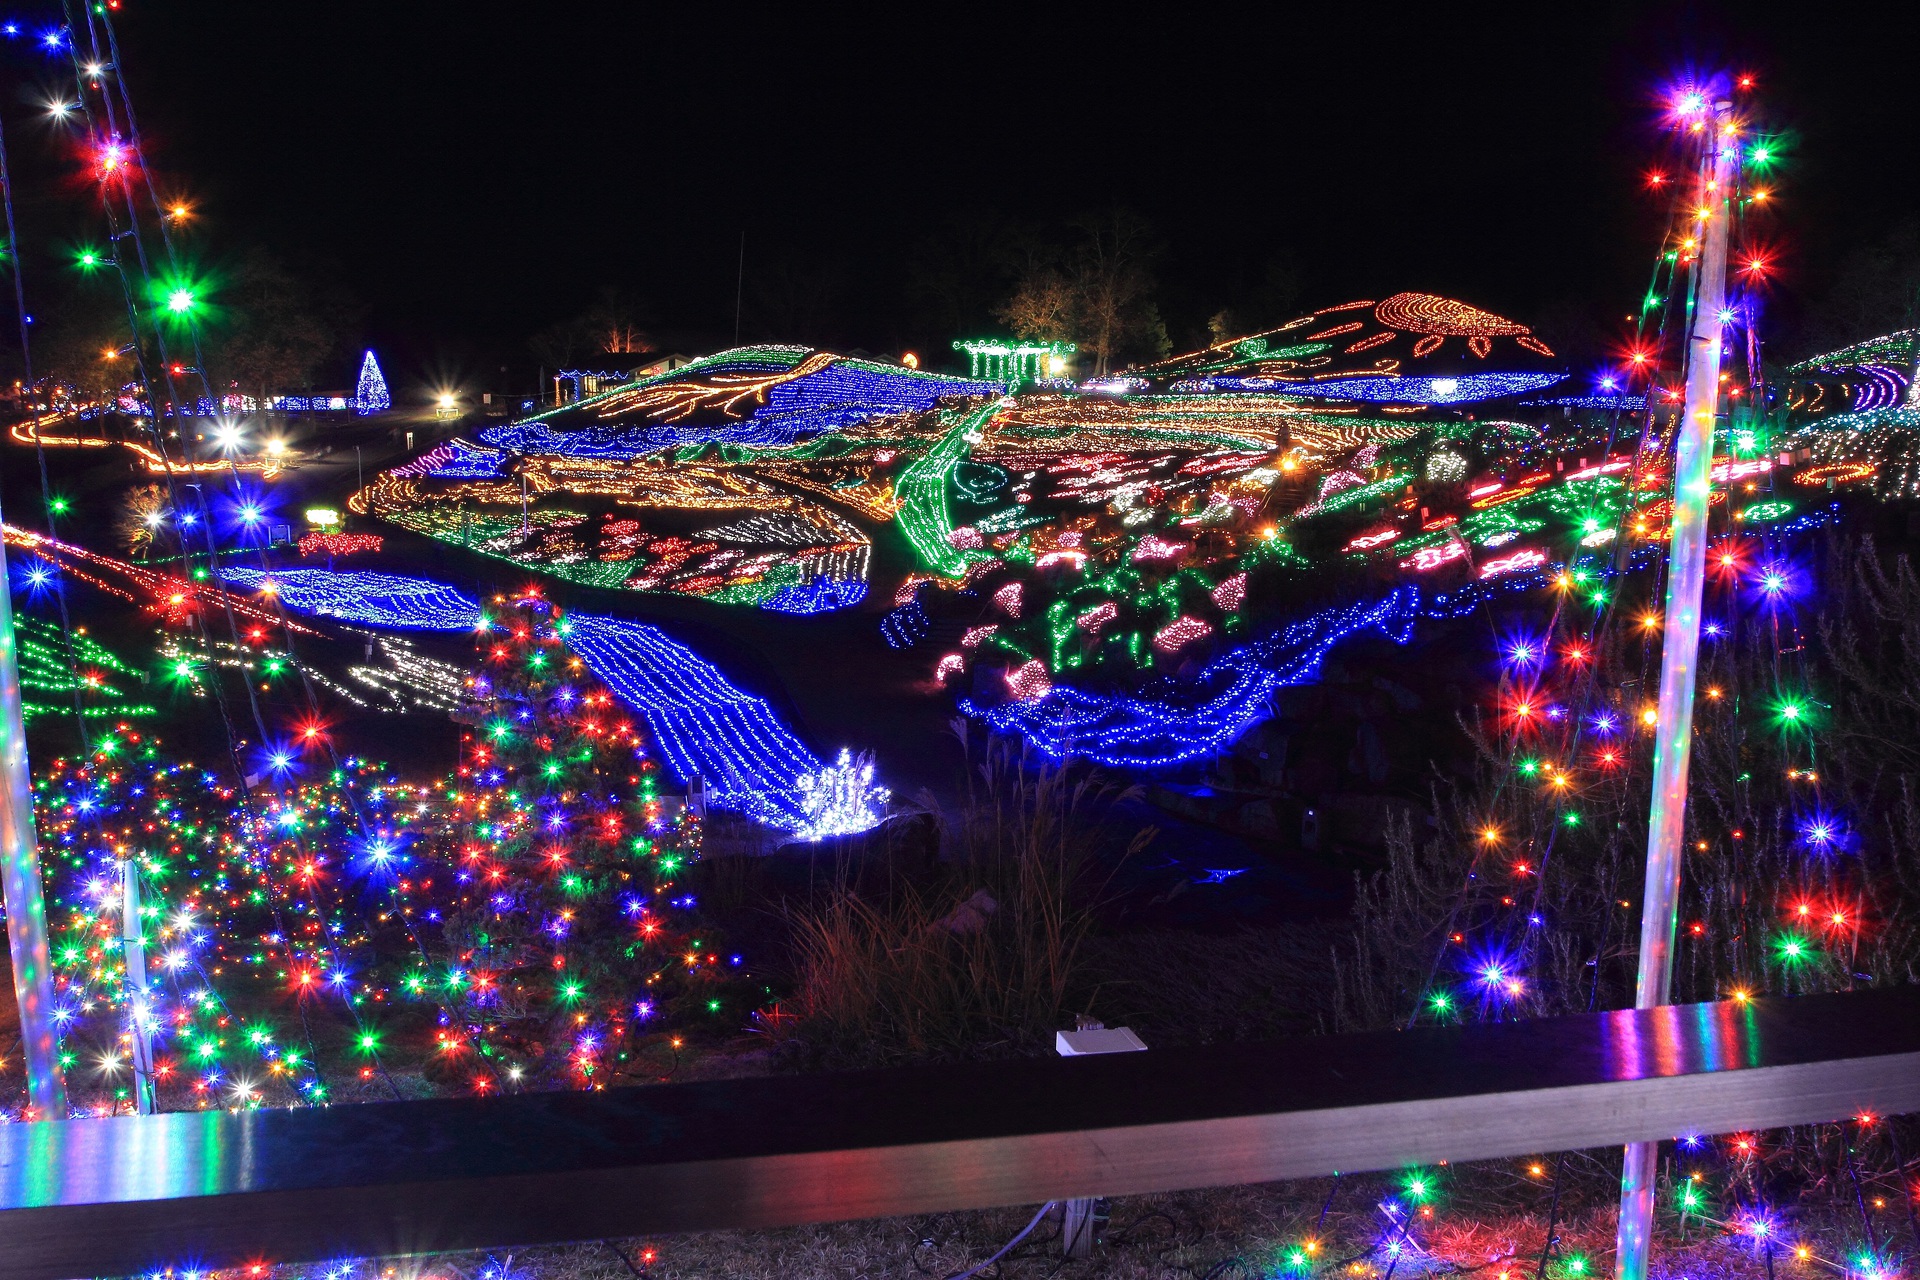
{"left": 3, "top": 986, "right": 1917, "bottom": 1280}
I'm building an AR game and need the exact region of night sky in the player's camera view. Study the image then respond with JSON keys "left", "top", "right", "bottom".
{"left": 15, "top": 0, "right": 1920, "bottom": 395}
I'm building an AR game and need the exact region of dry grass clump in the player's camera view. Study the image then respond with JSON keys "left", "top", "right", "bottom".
{"left": 775, "top": 731, "right": 1154, "bottom": 1066}
{"left": 1077, "top": 923, "right": 1341, "bottom": 1046}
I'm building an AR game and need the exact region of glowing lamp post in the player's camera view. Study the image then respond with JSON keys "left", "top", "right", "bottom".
{"left": 1614, "top": 98, "right": 1736, "bottom": 1280}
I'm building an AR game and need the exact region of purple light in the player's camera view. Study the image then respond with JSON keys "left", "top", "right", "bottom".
{"left": 1464, "top": 943, "right": 1528, "bottom": 1004}
{"left": 1798, "top": 811, "right": 1850, "bottom": 855}
{"left": 1752, "top": 561, "right": 1800, "bottom": 606}
{"left": 1505, "top": 637, "right": 1544, "bottom": 666}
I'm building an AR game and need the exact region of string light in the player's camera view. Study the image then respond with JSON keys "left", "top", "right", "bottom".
{"left": 297, "top": 532, "right": 383, "bottom": 558}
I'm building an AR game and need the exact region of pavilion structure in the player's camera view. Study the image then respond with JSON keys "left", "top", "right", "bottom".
{"left": 953, "top": 338, "right": 1074, "bottom": 384}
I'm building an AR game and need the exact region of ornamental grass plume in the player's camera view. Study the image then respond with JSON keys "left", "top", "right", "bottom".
{"left": 776, "top": 727, "right": 1152, "bottom": 1065}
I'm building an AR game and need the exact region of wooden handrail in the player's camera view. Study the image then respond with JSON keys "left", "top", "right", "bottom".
{"left": 2, "top": 987, "right": 1917, "bottom": 1280}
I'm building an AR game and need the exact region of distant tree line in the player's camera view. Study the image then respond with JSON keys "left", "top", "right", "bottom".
{"left": 520, "top": 210, "right": 1196, "bottom": 377}
{"left": 1794, "top": 217, "right": 1920, "bottom": 358}
{"left": 21, "top": 246, "right": 361, "bottom": 408}
{"left": 50, "top": 211, "right": 1895, "bottom": 404}
{"left": 528, "top": 286, "right": 658, "bottom": 370}
{"left": 902, "top": 208, "right": 1176, "bottom": 376}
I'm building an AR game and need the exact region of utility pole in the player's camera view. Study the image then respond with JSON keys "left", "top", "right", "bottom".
{"left": 0, "top": 494, "right": 67, "bottom": 1120}
{"left": 1614, "top": 98, "right": 1736, "bottom": 1280}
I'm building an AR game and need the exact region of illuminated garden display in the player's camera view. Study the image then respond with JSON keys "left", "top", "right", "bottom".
{"left": 3, "top": 28, "right": 1920, "bottom": 1278}
{"left": 351, "top": 346, "right": 999, "bottom": 614}
{"left": 316, "top": 258, "right": 1912, "bottom": 850}
{"left": 345, "top": 289, "right": 1758, "bottom": 757}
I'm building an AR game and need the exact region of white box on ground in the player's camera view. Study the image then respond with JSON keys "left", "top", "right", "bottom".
{"left": 1054, "top": 1026, "right": 1147, "bottom": 1056}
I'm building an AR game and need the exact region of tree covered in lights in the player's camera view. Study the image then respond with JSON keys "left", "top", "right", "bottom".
{"left": 32, "top": 724, "right": 372, "bottom": 1115}
{"left": 15, "top": 615, "right": 157, "bottom": 724}
{"left": 354, "top": 349, "right": 390, "bottom": 415}
{"left": 8, "top": 601, "right": 753, "bottom": 1115}
{"left": 408, "top": 595, "right": 743, "bottom": 1091}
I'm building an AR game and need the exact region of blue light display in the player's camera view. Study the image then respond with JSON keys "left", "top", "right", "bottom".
{"left": 392, "top": 438, "right": 506, "bottom": 479}
{"left": 1207, "top": 372, "right": 1566, "bottom": 404}
{"left": 563, "top": 614, "right": 824, "bottom": 828}
{"left": 1519, "top": 394, "right": 1649, "bottom": 410}
{"left": 480, "top": 353, "right": 996, "bottom": 460}
{"left": 223, "top": 568, "right": 483, "bottom": 631}
{"left": 761, "top": 576, "right": 868, "bottom": 615}
{"left": 218, "top": 567, "right": 854, "bottom": 831}
{"left": 963, "top": 589, "right": 1421, "bottom": 768}
{"left": 269, "top": 395, "right": 353, "bottom": 412}
{"left": 478, "top": 418, "right": 773, "bottom": 459}
{"left": 880, "top": 599, "right": 931, "bottom": 648}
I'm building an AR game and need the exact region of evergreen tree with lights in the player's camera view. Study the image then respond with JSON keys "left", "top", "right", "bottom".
{"left": 416, "top": 594, "right": 742, "bottom": 1091}
{"left": 354, "top": 350, "right": 390, "bottom": 415}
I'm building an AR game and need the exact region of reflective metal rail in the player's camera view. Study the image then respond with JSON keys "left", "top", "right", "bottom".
{"left": 3, "top": 988, "right": 1917, "bottom": 1280}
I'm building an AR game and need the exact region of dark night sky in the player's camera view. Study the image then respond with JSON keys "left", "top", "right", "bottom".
{"left": 14, "top": 0, "right": 1920, "bottom": 397}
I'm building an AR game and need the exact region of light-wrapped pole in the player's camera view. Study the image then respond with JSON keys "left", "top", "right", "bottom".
{"left": 0, "top": 512, "right": 67, "bottom": 1120}
{"left": 1615, "top": 99, "right": 1736, "bottom": 1280}
{"left": 121, "top": 858, "right": 157, "bottom": 1114}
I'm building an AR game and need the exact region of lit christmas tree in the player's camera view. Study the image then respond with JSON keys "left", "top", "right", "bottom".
{"left": 35, "top": 724, "right": 378, "bottom": 1114}
{"left": 403, "top": 594, "right": 739, "bottom": 1091}
{"left": 353, "top": 350, "right": 390, "bottom": 415}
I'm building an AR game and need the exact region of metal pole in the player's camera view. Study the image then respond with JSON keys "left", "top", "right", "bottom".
{"left": 1061, "top": 1199, "right": 1097, "bottom": 1258}
{"left": 1615, "top": 99, "right": 1736, "bottom": 1280}
{"left": 0, "top": 505, "right": 67, "bottom": 1120}
{"left": 733, "top": 230, "right": 745, "bottom": 347}
{"left": 119, "top": 858, "right": 156, "bottom": 1115}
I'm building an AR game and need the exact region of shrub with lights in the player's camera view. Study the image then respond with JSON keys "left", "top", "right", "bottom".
{"left": 405, "top": 595, "right": 747, "bottom": 1091}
